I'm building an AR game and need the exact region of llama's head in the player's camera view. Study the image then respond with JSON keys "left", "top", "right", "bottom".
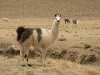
{"left": 54, "top": 13, "right": 61, "bottom": 22}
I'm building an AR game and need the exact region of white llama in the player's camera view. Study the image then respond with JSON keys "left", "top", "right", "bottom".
{"left": 16, "top": 13, "right": 61, "bottom": 66}
{"left": 72, "top": 19, "right": 79, "bottom": 25}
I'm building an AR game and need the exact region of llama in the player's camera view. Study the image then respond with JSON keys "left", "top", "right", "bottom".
{"left": 64, "top": 19, "right": 70, "bottom": 24}
{"left": 72, "top": 19, "right": 79, "bottom": 25}
{"left": 16, "top": 13, "right": 61, "bottom": 66}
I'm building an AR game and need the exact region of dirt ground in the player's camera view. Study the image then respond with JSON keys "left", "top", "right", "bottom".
{"left": 0, "top": 19, "right": 100, "bottom": 75}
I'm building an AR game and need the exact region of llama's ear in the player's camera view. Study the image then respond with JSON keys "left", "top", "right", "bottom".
{"left": 55, "top": 13, "right": 58, "bottom": 17}
{"left": 55, "top": 14, "right": 57, "bottom": 17}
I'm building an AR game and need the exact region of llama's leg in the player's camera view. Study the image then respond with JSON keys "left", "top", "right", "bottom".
{"left": 25, "top": 49, "right": 32, "bottom": 66}
{"left": 41, "top": 48, "right": 47, "bottom": 59}
{"left": 68, "top": 21, "right": 70, "bottom": 24}
{"left": 65, "top": 20, "right": 66, "bottom": 24}
{"left": 39, "top": 48, "right": 48, "bottom": 65}
{"left": 20, "top": 50, "right": 25, "bottom": 66}
{"left": 22, "top": 44, "right": 31, "bottom": 67}
{"left": 39, "top": 48, "right": 46, "bottom": 60}
{"left": 20, "top": 43, "right": 31, "bottom": 66}
{"left": 19, "top": 45, "right": 24, "bottom": 65}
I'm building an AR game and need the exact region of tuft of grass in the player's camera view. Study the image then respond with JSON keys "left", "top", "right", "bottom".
{"left": 79, "top": 54, "right": 87, "bottom": 64}
{"left": 65, "top": 30, "right": 69, "bottom": 32}
{"left": 58, "top": 38, "right": 66, "bottom": 41}
{"left": 84, "top": 43, "right": 91, "bottom": 49}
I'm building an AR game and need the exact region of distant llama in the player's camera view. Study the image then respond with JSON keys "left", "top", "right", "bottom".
{"left": 72, "top": 19, "right": 79, "bottom": 25}
{"left": 16, "top": 13, "right": 61, "bottom": 66}
{"left": 64, "top": 19, "right": 70, "bottom": 24}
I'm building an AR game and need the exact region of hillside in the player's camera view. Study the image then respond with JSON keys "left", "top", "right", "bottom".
{"left": 0, "top": 0, "right": 100, "bottom": 19}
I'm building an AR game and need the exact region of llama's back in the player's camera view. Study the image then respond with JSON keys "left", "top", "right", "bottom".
{"left": 32, "top": 29, "right": 54, "bottom": 49}
{"left": 17, "top": 27, "right": 55, "bottom": 49}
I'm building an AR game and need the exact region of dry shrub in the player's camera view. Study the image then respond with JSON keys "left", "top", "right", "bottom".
{"left": 58, "top": 38, "right": 66, "bottom": 41}
{"left": 4, "top": 45, "right": 20, "bottom": 57}
{"left": 79, "top": 54, "right": 96, "bottom": 64}
{"left": 65, "top": 30, "right": 69, "bottom": 32}
{"left": 0, "top": 41, "right": 97, "bottom": 64}
{"left": 84, "top": 43, "right": 91, "bottom": 49}
{"left": 88, "top": 46, "right": 100, "bottom": 55}
{"left": 0, "top": 41, "right": 20, "bottom": 57}
{"left": 47, "top": 49, "right": 78, "bottom": 62}
{"left": 58, "top": 35, "right": 66, "bottom": 41}
{"left": 29, "top": 49, "right": 41, "bottom": 58}
{"left": 62, "top": 51, "right": 78, "bottom": 62}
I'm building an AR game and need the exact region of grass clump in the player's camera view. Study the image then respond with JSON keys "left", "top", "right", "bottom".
{"left": 58, "top": 38, "right": 66, "bottom": 41}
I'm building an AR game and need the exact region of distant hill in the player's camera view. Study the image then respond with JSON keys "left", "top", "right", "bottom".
{"left": 0, "top": 0, "right": 100, "bottom": 19}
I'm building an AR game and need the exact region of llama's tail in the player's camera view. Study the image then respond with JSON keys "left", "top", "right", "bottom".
{"left": 16, "top": 27, "right": 25, "bottom": 41}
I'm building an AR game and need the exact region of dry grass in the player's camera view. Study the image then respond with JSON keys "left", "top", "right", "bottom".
{"left": 0, "top": 42, "right": 12, "bottom": 48}
{"left": 0, "top": 56, "right": 100, "bottom": 75}
{"left": 0, "top": 19, "right": 100, "bottom": 75}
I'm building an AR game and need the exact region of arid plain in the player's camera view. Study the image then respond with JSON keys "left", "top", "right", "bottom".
{"left": 0, "top": 0, "right": 100, "bottom": 75}
{"left": 0, "top": 19, "right": 100, "bottom": 75}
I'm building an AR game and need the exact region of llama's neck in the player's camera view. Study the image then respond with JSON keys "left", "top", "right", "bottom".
{"left": 51, "top": 20, "right": 60, "bottom": 40}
